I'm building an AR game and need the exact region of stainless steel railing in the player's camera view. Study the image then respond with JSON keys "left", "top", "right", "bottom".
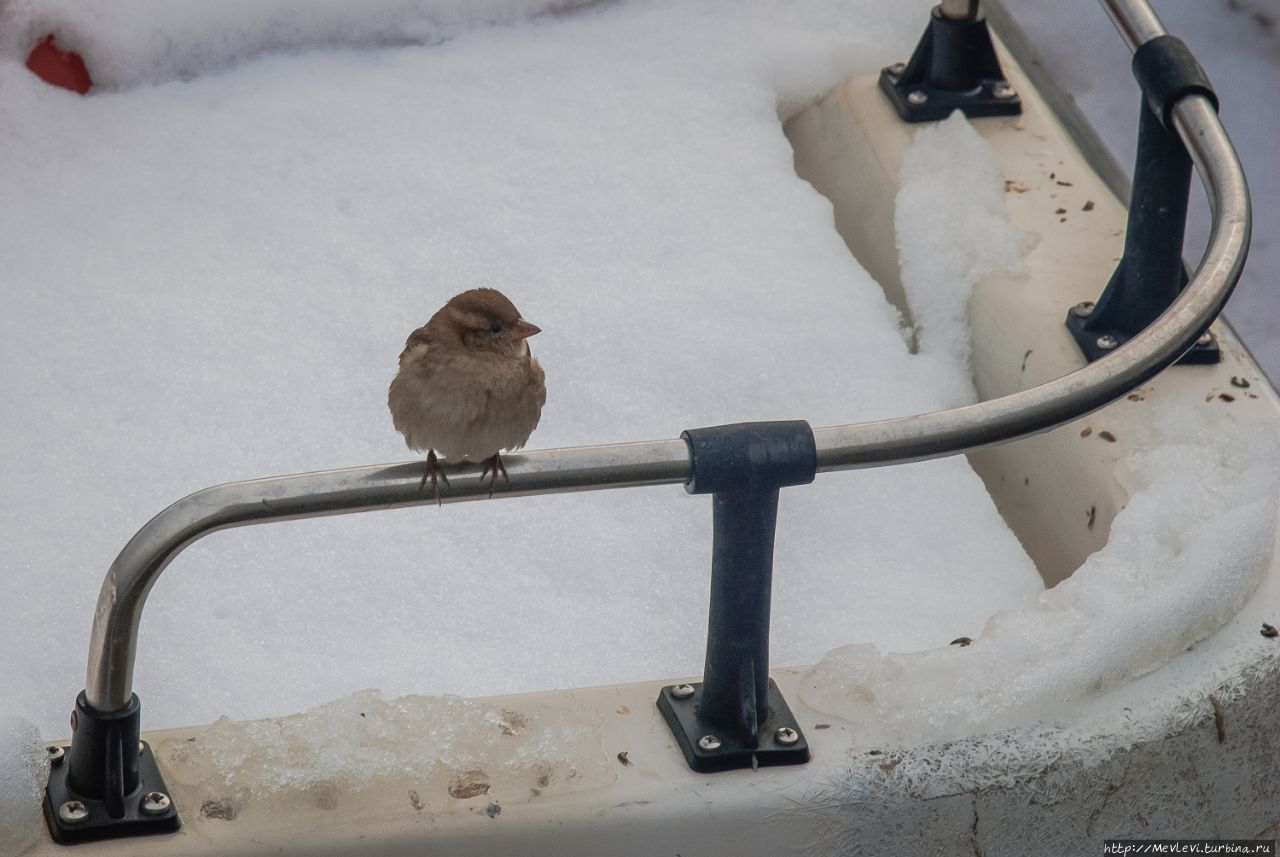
{"left": 82, "top": 0, "right": 1250, "bottom": 714}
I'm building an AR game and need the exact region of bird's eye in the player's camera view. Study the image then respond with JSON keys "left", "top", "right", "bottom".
{"left": 489, "top": 321, "right": 502, "bottom": 333}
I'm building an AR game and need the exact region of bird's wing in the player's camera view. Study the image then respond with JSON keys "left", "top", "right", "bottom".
{"left": 399, "top": 325, "right": 432, "bottom": 362}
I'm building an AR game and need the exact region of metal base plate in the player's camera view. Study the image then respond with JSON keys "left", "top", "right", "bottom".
{"left": 878, "top": 68, "right": 1021, "bottom": 123}
{"left": 656, "top": 679, "right": 810, "bottom": 774}
{"left": 43, "top": 740, "right": 181, "bottom": 844}
{"left": 1066, "top": 312, "right": 1221, "bottom": 365}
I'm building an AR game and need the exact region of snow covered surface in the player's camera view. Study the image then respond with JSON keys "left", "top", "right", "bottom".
{"left": 1000, "top": 0, "right": 1280, "bottom": 381}
{"left": 895, "top": 113, "right": 1028, "bottom": 369}
{"left": 803, "top": 400, "right": 1280, "bottom": 746}
{"left": 0, "top": 0, "right": 599, "bottom": 90}
{"left": 0, "top": 0, "right": 1056, "bottom": 741}
{"left": 0, "top": 717, "right": 46, "bottom": 857}
{"left": 0, "top": 5, "right": 1276, "bottom": 853}
{"left": 0, "top": 0, "right": 1275, "bottom": 806}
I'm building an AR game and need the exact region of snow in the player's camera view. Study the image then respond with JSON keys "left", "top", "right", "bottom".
{"left": 803, "top": 400, "right": 1280, "bottom": 746}
{"left": 0, "top": 717, "right": 47, "bottom": 857}
{"left": 0, "top": 0, "right": 1275, "bottom": 824}
{"left": 0, "top": 0, "right": 1052, "bottom": 744}
{"left": 895, "top": 112, "right": 1028, "bottom": 371}
{"left": 0, "top": 0, "right": 600, "bottom": 90}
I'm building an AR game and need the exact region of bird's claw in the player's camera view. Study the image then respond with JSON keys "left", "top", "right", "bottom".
{"left": 418, "top": 450, "right": 450, "bottom": 506}
{"left": 480, "top": 453, "right": 509, "bottom": 499}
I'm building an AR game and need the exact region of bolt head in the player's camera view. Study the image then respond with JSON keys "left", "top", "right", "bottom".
{"left": 775, "top": 726, "right": 800, "bottom": 746}
{"left": 1071, "top": 301, "right": 1095, "bottom": 318}
{"left": 141, "top": 791, "right": 172, "bottom": 815}
{"left": 1095, "top": 334, "right": 1119, "bottom": 351}
{"left": 1196, "top": 332, "right": 1214, "bottom": 347}
{"left": 697, "top": 734, "right": 722, "bottom": 751}
{"left": 888, "top": 62, "right": 906, "bottom": 77}
{"left": 671, "top": 683, "right": 695, "bottom": 699}
{"left": 46, "top": 745, "right": 65, "bottom": 764}
{"left": 58, "top": 801, "right": 89, "bottom": 825}
{"left": 993, "top": 81, "right": 1017, "bottom": 100}
{"left": 906, "top": 90, "right": 928, "bottom": 106}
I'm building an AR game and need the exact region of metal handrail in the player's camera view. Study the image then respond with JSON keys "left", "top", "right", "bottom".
{"left": 82, "top": 0, "right": 1250, "bottom": 714}
{"left": 1100, "top": 0, "right": 1166, "bottom": 53}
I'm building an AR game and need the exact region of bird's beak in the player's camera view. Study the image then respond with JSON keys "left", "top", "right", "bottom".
{"left": 513, "top": 319, "right": 541, "bottom": 340}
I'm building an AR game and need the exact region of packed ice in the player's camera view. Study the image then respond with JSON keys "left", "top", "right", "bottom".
{"left": 161, "top": 688, "right": 609, "bottom": 799}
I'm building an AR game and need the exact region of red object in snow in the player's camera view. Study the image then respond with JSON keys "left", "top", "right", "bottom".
{"left": 26, "top": 34, "right": 92, "bottom": 94}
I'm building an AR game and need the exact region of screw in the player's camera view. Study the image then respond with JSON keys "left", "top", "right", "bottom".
{"left": 670, "top": 684, "right": 695, "bottom": 700}
{"left": 58, "top": 801, "right": 89, "bottom": 825}
{"left": 888, "top": 62, "right": 906, "bottom": 77}
{"left": 775, "top": 727, "right": 800, "bottom": 746}
{"left": 46, "top": 745, "right": 65, "bottom": 764}
{"left": 1096, "top": 334, "right": 1119, "bottom": 351}
{"left": 1071, "top": 301, "right": 1095, "bottom": 318}
{"left": 141, "top": 791, "right": 172, "bottom": 815}
{"left": 698, "top": 734, "right": 722, "bottom": 751}
{"left": 1197, "top": 332, "right": 1214, "bottom": 348}
{"left": 138, "top": 741, "right": 146, "bottom": 755}
{"left": 906, "top": 90, "right": 928, "bottom": 106}
{"left": 993, "top": 81, "right": 1017, "bottom": 100}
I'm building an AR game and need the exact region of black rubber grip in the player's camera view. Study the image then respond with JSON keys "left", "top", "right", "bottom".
{"left": 681, "top": 421, "right": 816, "bottom": 496}
{"left": 1132, "top": 35, "right": 1218, "bottom": 129}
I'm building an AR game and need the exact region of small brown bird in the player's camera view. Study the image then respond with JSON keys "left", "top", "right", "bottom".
{"left": 388, "top": 288, "right": 546, "bottom": 498}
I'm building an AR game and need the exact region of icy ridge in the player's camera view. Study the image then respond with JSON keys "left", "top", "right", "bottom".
{"left": 802, "top": 399, "right": 1280, "bottom": 746}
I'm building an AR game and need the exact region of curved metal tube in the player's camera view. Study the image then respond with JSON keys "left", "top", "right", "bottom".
{"left": 814, "top": 97, "right": 1248, "bottom": 469}
{"left": 85, "top": 439, "right": 692, "bottom": 711}
{"left": 84, "top": 4, "right": 1251, "bottom": 713}
{"left": 1099, "top": 0, "right": 1166, "bottom": 53}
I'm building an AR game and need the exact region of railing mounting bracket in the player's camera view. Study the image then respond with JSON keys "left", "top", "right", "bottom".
{"left": 656, "top": 421, "right": 815, "bottom": 773}
{"left": 44, "top": 692, "right": 180, "bottom": 844}
{"left": 879, "top": 1, "right": 1022, "bottom": 123}
{"left": 1066, "top": 35, "right": 1222, "bottom": 365}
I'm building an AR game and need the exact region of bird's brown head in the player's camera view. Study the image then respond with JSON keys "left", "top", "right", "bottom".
{"left": 430, "top": 288, "right": 541, "bottom": 354}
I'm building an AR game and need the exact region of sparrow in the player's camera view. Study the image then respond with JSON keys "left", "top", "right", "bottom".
{"left": 388, "top": 288, "right": 546, "bottom": 500}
